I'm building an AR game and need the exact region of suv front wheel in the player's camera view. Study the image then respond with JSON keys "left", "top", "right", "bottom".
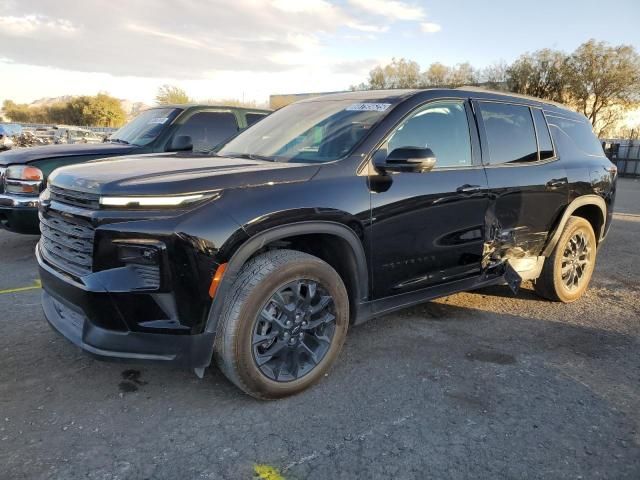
{"left": 535, "top": 216, "right": 597, "bottom": 302}
{"left": 213, "top": 249, "right": 349, "bottom": 399}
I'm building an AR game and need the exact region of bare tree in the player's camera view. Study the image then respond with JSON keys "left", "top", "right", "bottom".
{"left": 448, "top": 62, "right": 478, "bottom": 87}
{"left": 479, "top": 61, "right": 509, "bottom": 89}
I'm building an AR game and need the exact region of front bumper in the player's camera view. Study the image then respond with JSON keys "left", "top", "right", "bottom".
{"left": 0, "top": 193, "right": 39, "bottom": 233}
{"left": 37, "top": 246, "right": 215, "bottom": 368}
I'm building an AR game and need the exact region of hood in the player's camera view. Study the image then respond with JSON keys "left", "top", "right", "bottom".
{"left": 0, "top": 142, "right": 137, "bottom": 166}
{"left": 49, "top": 152, "right": 321, "bottom": 196}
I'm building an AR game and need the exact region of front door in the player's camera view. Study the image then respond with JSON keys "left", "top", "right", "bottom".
{"left": 369, "top": 99, "right": 490, "bottom": 299}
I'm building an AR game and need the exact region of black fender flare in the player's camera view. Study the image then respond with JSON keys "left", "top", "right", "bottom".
{"left": 203, "top": 221, "right": 369, "bottom": 336}
{"left": 542, "top": 194, "right": 607, "bottom": 257}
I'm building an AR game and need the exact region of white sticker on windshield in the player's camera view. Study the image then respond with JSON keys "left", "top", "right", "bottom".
{"left": 148, "top": 117, "right": 169, "bottom": 125}
{"left": 345, "top": 103, "right": 391, "bottom": 112}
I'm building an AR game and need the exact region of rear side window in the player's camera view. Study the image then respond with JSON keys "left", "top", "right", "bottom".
{"left": 174, "top": 111, "right": 239, "bottom": 151}
{"left": 532, "top": 109, "right": 554, "bottom": 160}
{"left": 246, "top": 113, "right": 268, "bottom": 126}
{"left": 479, "top": 102, "right": 538, "bottom": 164}
{"left": 545, "top": 115, "right": 604, "bottom": 157}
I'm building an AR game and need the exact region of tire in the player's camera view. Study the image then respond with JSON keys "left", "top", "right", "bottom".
{"left": 534, "top": 216, "right": 597, "bottom": 303}
{"left": 213, "top": 249, "right": 349, "bottom": 399}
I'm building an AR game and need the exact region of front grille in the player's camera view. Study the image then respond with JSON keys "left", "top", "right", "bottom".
{"left": 39, "top": 210, "right": 95, "bottom": 278}
{"left": 0, "top": 167, "right": 5, "bottom": 194}
{"left": 49, "top": 185, "right": 100, "bottom": 209}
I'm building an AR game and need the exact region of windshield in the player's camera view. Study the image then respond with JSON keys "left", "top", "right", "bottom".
{"left": 218, "top": 99, "right": 392, "bottom": 163}
{"left": 109, "top": 108, "right": 181, "bottom": 146}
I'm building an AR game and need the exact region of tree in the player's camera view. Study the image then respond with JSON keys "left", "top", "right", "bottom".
{"left": 2, "top": 94, "right": 126, "bottom": 127}
{"left": 156, "top": 85, "right": 191, "bottom": 105}
{"left": 422, "top": 62, "right": 450, "bottom": 87}
{"left": 3, "top": 100, "right": 32, "bottom": 122}
{"left": 506, "top": 49, "right": 567, "bottom": 102}
{"left": 564, "top": 39, "right": 640, "bottom": 135}
{"left": 447, "top": 62, "right": 478, "bottom": 87}
{"left": 479, "top": 61, "right": 509, "bottom": 90}
{"left": 367, "top": 58, "right": 421, "bottom": 89}
{"left": 81, "top": 93, "right": 126, "bottom": 127}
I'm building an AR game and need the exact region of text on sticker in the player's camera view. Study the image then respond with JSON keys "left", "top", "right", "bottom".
{"left": 148, "top": 118, "right": 169, "bottom": 125}
{"left": 345, "top": 103, "right": 391, "bottom": 112}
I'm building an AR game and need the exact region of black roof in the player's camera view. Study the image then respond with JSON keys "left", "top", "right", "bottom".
{"left": 297, "top": 87, "right": 579, "bottom": 118}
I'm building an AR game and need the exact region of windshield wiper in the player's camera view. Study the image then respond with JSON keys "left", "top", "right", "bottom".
{"left": 109, "top": 138, "right": 130, "bottom": 145}
{"left": 219, "top": 153, "right": 275, "bottom": 162}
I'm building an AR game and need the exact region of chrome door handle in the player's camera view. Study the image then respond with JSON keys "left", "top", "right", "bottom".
{"left": 546, "top": 178, "right": 567, "bottom": 189}
{"left": 456, "top": 184, "right": 482, "bottom": 194}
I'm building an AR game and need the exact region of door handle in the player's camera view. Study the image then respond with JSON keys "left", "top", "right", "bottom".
{"left": 456, "top": 184, "right": 482, "bottom": 194}
{"left": 546, "top": 178, "right": 567, "bottom": 189}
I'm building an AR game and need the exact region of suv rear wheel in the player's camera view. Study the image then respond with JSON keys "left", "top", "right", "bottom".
{"left": 535, "top": 216, "right": 597, "bottom": 302}
{"left": 213, "top": 249, "right": 349, "bottom": 399}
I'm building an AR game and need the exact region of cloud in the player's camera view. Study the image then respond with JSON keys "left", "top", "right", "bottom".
{"left": 0, "top": 14, "right": 77, "bottom": 36}
{"left": 348, "top": 0, "right": 426, "bottom": 21}
{"left": 346, "top": 22, "right": 389, "bottom": 33}
{"left": 271, "top": 0, "right": 336, "bottom": 15}
{"left": 420, "top": 22, "right": 442, "bottom": 33}
{"left": 0, "top": 0, "right": 380, "bottom": 79}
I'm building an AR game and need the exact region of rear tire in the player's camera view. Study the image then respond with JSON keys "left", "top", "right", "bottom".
{"left": 534, "top": 216, "right": 597, "bottom": 303}
{"left": 213, "top": 249, "right": 349, "bottom": 399}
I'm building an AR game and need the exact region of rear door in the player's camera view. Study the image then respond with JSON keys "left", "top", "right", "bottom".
{"left": 474, "top": 100, "right": 568, "bottom": 255}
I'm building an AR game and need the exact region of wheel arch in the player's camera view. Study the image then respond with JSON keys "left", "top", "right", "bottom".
{"left": 542, "top": 194, "right": 607, "bottom": 257}
{"left": 204, "top": 221, "right": 369, "bottom": 335}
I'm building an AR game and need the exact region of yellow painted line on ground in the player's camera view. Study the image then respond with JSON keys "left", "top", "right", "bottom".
{"left": 254, "top": 464, "right": 285, "bottom": 480}
{"left": 0, "top": 279, "right": 41, "bottom": 295}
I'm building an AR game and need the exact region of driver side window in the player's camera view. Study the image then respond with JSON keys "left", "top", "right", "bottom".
{"left": 386, "top": 100, "right": 472, "bottom": 168}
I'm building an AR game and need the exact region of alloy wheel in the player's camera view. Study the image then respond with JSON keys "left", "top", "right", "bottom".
{"left": 561, "top": 230, "right": 592, "bottom": 291}
{"left": 252, "top": 280, "right": 336, "bottom": 381}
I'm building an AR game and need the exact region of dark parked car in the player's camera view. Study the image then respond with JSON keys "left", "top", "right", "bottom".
{"left": 0, "top": 105, "right": 270, "bottom": 233}
{"left": 37, "top": 89, "right": 616, "bottom": 398}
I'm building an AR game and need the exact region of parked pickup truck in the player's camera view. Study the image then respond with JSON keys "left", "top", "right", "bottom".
{"left": 37, "top": 89, "right": 616, "bottom": 399}
{"left": 0, "top": 105, "right": 270, "bottom": 233}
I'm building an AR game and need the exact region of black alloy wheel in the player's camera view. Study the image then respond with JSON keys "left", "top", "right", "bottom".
{"left": 252, "top": 280, "right": 336, "bottom": 381}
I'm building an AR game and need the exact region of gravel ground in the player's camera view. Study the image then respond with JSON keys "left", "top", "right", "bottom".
{"left": 1, "top": 179, "right": 639, "bottom": 480}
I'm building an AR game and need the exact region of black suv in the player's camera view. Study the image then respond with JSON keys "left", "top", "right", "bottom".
{"left": 37, "top": 89, "right": 617, "bottom": 398}
{"left": 0, "top": 105, "right": 270, "bottom": 233}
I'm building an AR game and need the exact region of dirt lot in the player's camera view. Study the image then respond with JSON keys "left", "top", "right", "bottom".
{"left": 1, "top": 179, "right": 639, "bottom": 480}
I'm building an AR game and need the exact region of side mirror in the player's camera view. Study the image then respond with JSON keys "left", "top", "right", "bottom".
{"left": 169, "top": 135, "right": 193, "bottom": 152}
{"left": 375, "top": 147, "right": 437, "bottom": 173}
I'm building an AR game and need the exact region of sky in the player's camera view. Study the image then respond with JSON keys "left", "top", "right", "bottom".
{"left": 1, "top": 0, "right": 639, "bottom": 106}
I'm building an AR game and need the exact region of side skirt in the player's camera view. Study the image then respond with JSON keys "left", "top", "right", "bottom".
{"left": 353, "top": 267, "right": 520, "bottom": 325}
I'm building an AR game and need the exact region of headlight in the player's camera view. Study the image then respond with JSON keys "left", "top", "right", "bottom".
{"left": 99, "top": 193, "right": 216, "bottom": 208}
{"left": 5, "top": 165, "right": 44, "bottom": 195}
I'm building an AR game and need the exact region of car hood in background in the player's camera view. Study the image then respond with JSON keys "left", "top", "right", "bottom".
{"left": 0, "top": 143, "right": 138, "bottom": 166}
{"left": 49, "top": 152, "right": 321, "bottom": 196}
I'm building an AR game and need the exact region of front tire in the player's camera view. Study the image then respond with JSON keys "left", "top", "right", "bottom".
{"left": 213, "top": 249, "right": 349, "bottom": 399}
{"left": 534, "top": 216, "right": 597, "bottom": 302}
